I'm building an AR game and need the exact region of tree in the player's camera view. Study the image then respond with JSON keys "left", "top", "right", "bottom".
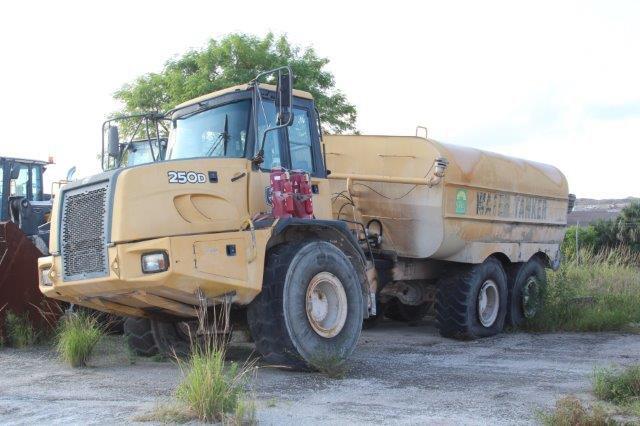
{"left": 592, "top": 219, "right": 619, "bottom": 249}
{"left": 113, "top": 33, "right": 357, "bottom": 134}
{"left": 617, "top": 202, "right": 640, "bottom": 251}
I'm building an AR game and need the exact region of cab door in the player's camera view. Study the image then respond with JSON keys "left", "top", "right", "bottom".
{"left": 247, "top": 97, "right": 331, "bottom": 219}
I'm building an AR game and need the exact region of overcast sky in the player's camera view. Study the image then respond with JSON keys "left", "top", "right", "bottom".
{"left": 1, "top": 0, "right": 638, "bottom": 198}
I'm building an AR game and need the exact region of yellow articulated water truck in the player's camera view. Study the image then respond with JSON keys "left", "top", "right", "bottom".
{"left": 38, "top": 67, "right": 572, "bottom": 368}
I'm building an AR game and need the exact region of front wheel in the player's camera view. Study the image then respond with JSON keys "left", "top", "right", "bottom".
{"left": 247, "top": 241, "right": 364, "bottom": 370}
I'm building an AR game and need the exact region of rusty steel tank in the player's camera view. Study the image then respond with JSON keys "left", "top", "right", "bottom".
{"left": 325, "top": 135, "right": 569, "bottom": 267}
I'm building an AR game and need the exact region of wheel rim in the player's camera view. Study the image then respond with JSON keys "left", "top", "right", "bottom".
{"left": 477, "top": 279, "right": 500, "bottom": 327}
{"left": 305, "top": 271, "right": 348, "bottom": 338}
{"left": 522, "top": 276, "right": 539, "bottom": 319}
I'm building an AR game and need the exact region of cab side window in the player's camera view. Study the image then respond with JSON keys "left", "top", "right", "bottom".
{"left": 11, "top": 163, "right": 29, "bottom": 197}
{"left": 256, "top": 102, "right": 282, "bottom": 170}
{"left": 31, "top": 165, "right": 43, "bottom": 201}
{"left": 288, "top": 108, "right": 313, "bottom": 172}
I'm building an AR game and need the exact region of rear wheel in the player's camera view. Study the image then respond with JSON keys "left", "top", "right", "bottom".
{"left": 506, "top": 258, "right": 547, "bottom": 327}
{"left": 247, "top": 241, "right": 363, "bottom": 370}
{"left": 124, "top": 317, "right": 158, "bottom": 357}
{"left": 436, "top": 258, "right": 508, "bottom": 339}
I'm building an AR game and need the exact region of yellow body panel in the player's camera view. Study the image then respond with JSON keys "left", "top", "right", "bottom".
{"left": 40, "top": 154, "right": 332, "bottom": 317}
{"left": 40, "top": 228, "right": 272, "bottom": 317}
{"left": 325, "top": 135, "right": 569, "bottom": 264}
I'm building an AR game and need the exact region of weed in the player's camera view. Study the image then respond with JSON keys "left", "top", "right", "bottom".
{"left": 4, "top": 310, "right": 36, "bottom": 348}
{"left": 150, "top": 353, "right": 167, "bottom": 362}
{"left": 176, "top": 343, "right": 256, "bottom": 423}
{"left": 173, "top": 300, "right": 257, "bottom": 424}
{"left": 538, "top": 396, "right": 614, "bottom": 426}
{"left": 55, "top": 312, "right": 105, "bottom": 367}
{"left": 266, "top": 398, "right": 278, "bottom": 408}
{"left": 133, "top": 402, "right": 194, "bottom": 424}
{"left": 308, "top": 352, "right": 351, "bottom": 379}
{"left": 593, "top": 365, "right": 640, "bottom": 405}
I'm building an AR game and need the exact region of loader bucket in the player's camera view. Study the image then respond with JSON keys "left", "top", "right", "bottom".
{"left": 0, "top": 221, "right": 55, "bottom": 339}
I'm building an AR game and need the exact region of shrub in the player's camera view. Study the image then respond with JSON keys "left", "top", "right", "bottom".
{"left": 538, "top": 396, "right": 614, "bottom": 426}
{"left": 55, "top": 313, "right": 105, "bottom": 367}
{"left": 4, "top": 310, "right": 36, "bottom": 348}
{"left": 593, "top": 365, "right": 640, "bottom": 405}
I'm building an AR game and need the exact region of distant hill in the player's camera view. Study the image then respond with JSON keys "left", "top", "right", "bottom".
{"left": 568, "top": 197, "right": 639, "bottom": 225}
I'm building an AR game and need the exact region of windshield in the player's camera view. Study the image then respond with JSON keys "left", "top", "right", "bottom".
{"left": 168, "top": 100, "right": 251, "bottom": 160}
{"left": 121, "top": 140, "right": 165, "bottom": 167}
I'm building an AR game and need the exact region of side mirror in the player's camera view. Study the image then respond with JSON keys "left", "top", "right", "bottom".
{"left": 107, "top": 126, "right": 120, "bottom": 158}
{"left": 9, "top": 163, "right": 20, "bottom": 180}
{"left": 276, "top": 71, "right": 293, "bottom": 126}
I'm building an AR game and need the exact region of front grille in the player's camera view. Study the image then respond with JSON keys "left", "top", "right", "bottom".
{"left": 61, "top": 181, "right": 110, "bottom": 281}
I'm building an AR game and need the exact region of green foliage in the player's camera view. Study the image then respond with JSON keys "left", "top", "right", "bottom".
{"left": 562, "top": 225, "right": 600, "bottom": 259}
{"left": 538, "top": 396, "right": 614, "bottom": 426}
{"left": 617, "top": 202, "right": 640, "bottom": 251}
{"left": 309, "top": 352, "right": 351, "bottom": 379}
{"left": 526, "top": 249, "right": 640, "bottom": 332}
{"left": 55, "top": 313, "right": 105, "bottom": 367}
{"left": 176, "top": 344, "right": 255, "bottom": 423}
{"left": 593, "top": 365, "right": 640, "bottom": 405}
{"left": 4, "top": 310, "right": 36, "bottom": 348}
{"left": 114, "top": 33, "right": 357, "bottom": 134}
{"left": 133, "top": 402, "right": 195, "bottom": 424}
{"left": 564, "top": 203, "right": 640, "bottom": 259}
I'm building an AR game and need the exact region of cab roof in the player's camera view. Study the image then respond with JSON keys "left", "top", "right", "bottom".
{"left": 0, "top": 156, "right": 48, "bottom": 165}
{"left": 174, "top": 83, "right": 314, "bottom": 110}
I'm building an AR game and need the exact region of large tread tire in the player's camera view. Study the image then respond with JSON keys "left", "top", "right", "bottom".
{"left": 247, "top": 241, "right": 364, "bottom": 370}
{"left": 436, "top": 258, "right": 508, "bottom": 339}
{"left": 150, "top": 320, "right": 192, "bottom": 358}
{"left": 124, "top": 317, "right": 159, "bottom": 357}
{"left": 506, "top": 258, "right": 547, "bottom": 327}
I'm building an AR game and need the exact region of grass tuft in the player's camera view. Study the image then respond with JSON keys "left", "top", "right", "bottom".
{"left": 133, "top": 402, "right": 195, "bottom": 424}
{"left": 538, "top": 396, "right": 614, "bottom": 426}
{"left": 55, "top": 312, "right": 105, "bottom": 367}
{"left": 526, "top": 248, "right": 640, "bottom": 332}
{"left": 173, "top": 300, "right": 257, "bottom": 424}
{"left": 309, "top": 353, "right": 351, "bottom": 379}
{"left": 593, "top": 365, "right": 640, "bottom": 406}
{"left": 176, "top": 343, "right": 256, "bottom": 423}
{"left": 4, "top": 310, "right": 36, "bottom": 348}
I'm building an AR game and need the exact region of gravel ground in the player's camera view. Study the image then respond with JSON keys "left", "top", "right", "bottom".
{"left": 1, "top": 319, "right": 639, "bottom": 425}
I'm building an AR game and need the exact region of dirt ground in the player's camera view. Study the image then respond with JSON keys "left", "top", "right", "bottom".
{"left": 1, "top": 320, "right": 639, "bottom": 425}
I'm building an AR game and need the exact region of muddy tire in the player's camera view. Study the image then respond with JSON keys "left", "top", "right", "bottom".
{"left": 124, "top": 317, "right": 158, "bottom": 357}
{"left": 150, "top": 320, "right": 191, "bottom": 358}
{"left": 436, "top": 258, "right": 508, "bottom": 339}
{"left": 385, "top": 298, "right": 428, "bottom": 323}
{"left": 247, "top": 241, "right": 363, "bottom": 370}
{"left": 506, "top": 258, "right": 547, "bottom": 327}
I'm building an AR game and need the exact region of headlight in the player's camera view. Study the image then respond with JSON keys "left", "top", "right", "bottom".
{"left": 141, "top": 252, "right": 169, "bottom": 274}
{"left": 41, "top": 268, "right": 53, "bottom": 286}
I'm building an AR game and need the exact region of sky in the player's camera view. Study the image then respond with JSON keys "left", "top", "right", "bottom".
{"left": 0, "top": 0, "right": 638, "bottom": 199}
